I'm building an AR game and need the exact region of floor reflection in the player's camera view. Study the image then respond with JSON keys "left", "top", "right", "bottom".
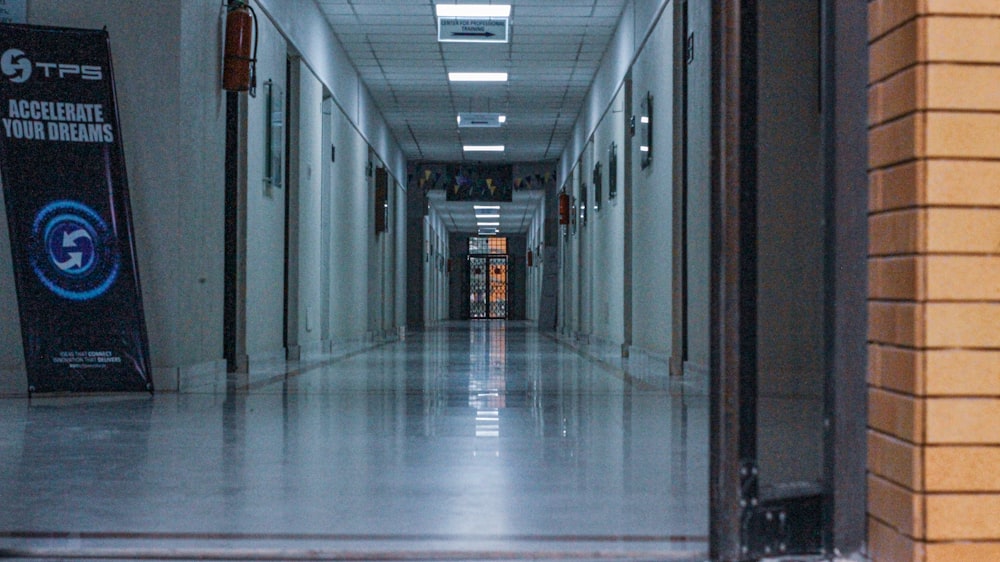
{"left": 0, "top": 321, "right": 709, "bottom": 560}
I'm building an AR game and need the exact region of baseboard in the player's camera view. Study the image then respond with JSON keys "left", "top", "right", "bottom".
{"left": 684, "top": 360, "right": 709, "bottom": 378}
{"left": 247, "top": 348, "right": 286, "bottom": 368}
{"left": 628, "top": 345, "right": 671, "bottom": 367}
{"left": 550, "top": 332, "right": 626, "bottom": 371}
{"left": 298, "top": 340, "right": 327, "bottom": 361}
{"left": 177, "top": 358, "right": 228, "bottom": 393}
{"left": 153, "top": 358, "right": 228, "bottom": 393}
{"left": 580, "top": 334, "right": 626, "bottom": 365}
{"left": 624, "top": 344, "right": 672, "bottom": 385}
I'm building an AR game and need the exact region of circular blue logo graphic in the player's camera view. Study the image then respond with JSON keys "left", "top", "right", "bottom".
{"left": 30, "top": 201, "right": 119, "bottom": 301}
{"left": 45, "top": 216, "right": 98, "bottom": 276}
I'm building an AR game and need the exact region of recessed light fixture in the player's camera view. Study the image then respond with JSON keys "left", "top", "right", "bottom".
{"left": 436, "top": 4, "right": 511, "bottom": 18}
{"left": 449, "top": 72, "right": 508, "bottom": 82}
{"left": 476, "top": 214, "right": 501, "bottom": 219}
{"left": 474, "top": 205, "right": 501, "bottom": 210}
{"left": 464, "top": 145, "right": 505, "bottom": 152}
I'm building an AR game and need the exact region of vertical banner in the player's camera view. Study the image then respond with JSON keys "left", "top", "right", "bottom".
{"left": 0, "top": 24, "right": 152, "bottom": 393}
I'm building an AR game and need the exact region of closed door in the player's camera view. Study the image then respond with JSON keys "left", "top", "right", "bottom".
{"left": 469, "top": 255, "right": 507, "bottom": 319}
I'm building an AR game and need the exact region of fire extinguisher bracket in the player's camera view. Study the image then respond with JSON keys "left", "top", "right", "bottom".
{"left": 223, "top": 0, "right": 259, "bottom": 96}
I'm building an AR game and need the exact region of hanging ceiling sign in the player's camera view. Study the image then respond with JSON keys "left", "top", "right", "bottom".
{"left": 438, "top": 18, "right": 509, "bottom": 43}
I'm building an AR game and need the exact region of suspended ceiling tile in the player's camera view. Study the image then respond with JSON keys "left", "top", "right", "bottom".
{"left": 315, "top": 0, "right": 629, "bottom": 231}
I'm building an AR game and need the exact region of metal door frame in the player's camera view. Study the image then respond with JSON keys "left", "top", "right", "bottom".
{"left": 708, "top": 1, "right": 868, "bottom": 559}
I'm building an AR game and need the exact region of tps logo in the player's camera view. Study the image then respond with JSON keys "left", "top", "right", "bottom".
{"left": 1, "top": 48, "right": 102, "bottom": 82}
{"left": 46, "top": 217, "right": 97, "bottom": 276}
{"left": 1, "top": 49, "right": 31, "bottom": 83}
{"left": 30, "top": 201, "right": 119, "bottom": 301}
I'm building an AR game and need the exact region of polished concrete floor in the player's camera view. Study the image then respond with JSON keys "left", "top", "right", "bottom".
{"left": 0, "top": 321, "right": 709, "bottom": 561}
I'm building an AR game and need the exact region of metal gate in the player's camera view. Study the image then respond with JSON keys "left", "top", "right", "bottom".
{"left": 469, "top": 255, "right": 507, "bottom": 319}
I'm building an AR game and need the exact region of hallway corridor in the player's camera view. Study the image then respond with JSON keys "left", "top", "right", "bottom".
{"left": 0, "top": 322, "right": 708, "bottom": 561}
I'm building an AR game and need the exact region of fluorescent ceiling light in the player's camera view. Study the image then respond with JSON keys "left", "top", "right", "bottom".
{"left": 449, "top": 72, "right": 508, "bottom": 82}
{"left": 436, "top": 4, "right": 511, "bottom": 17}
{"left": 475, "top": 214, "right": 500, "bottom": 219}
{"left": 474, "top": 205, "right": 501, "bottom": 210}
{"left": 464, "top": 145, "right": 505, "bottom": 152}
{"left": 478, "top": 222, "right": 500, "bottom": 227}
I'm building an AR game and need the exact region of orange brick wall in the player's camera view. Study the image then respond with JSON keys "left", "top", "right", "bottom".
{"left": 867, "top": 1, "right": 1000, "bottom": 561}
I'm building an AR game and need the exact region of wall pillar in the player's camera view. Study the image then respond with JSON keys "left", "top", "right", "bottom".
{"left": 867, "top": 2, "right": 1000, "bottom": 560}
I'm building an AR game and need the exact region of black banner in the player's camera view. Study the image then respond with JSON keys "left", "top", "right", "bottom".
{"left": 444, "top": 163, "right": 512, "bottom": 202}
{"left": 0, "top": 24, "right": 152, "bottom": 393}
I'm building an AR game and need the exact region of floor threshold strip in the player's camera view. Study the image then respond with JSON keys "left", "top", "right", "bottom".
{"left": 0, "top": 546, "right": 707, "bottom": 561}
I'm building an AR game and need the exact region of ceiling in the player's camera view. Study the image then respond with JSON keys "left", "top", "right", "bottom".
{"left": 427, "top": 189, "right": 545, "bottom": 233}
{"left": 315, "top": 0, "right": 629, "bottom": 234}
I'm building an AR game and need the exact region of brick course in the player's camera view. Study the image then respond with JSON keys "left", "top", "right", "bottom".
{"left": 867, "top": 0, "right": 1000, "bottom": 560}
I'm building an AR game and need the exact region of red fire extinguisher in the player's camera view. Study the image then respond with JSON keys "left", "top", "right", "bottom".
{"left": 223, "top": 1, "right": 258, "bottom": 95}
{"left": 559, "top": 191, "right": 570, "bottom": 225}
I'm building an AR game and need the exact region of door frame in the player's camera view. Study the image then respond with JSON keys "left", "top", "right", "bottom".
{"left": 708, "top": 0, "right": 868, "bottom": 559}
{"left": 468, "top": 254, "right": 509, "bottom": 320}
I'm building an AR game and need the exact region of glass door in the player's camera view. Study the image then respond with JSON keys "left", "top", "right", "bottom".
{"left": 469, "top": 255, "right": 508, "bottom": 319}
{"left": 487, "top": 257, "right": 508, "bottom": 319}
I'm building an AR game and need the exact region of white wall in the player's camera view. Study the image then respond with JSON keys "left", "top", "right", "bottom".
{"left": 291, "top": 59, "right": 325, "bottom": 354}
{"left": 685, "top": 0, "right": 712, "bottom": 374}
{"left": 556, "top": 0, "right": 672, "bottom": 360}
{"left": 588, "top": 87, "right": 627, "bottom": 346}
{"left": 0, "top": 0, "right": 409, "bottom": 393}
{"left": 394, "top": 179, "right": 407, "bottom": 333}
{"left": 579, "top": 144, "right": 594, "bottom": 337}
{"left": 244, "top": 5, "right": 288, "bottom": 363}
{"left": 1, "top": 1, "right": 228, "bottom": 392}
{"left": 328, "top": 104, "right": 372, "bottom": 342}
{"left": 366, "top": 151, "right": 380, "bottom": 336}
{"left": 558, "top": 168, "right": 579, "bottom": 335}
{"left": 628, "top": 6, "right": 673, "bottom": 358}
{"left": 254, "top": 0, "right": 405, "bottom": 186}
{"left": 176, "top": 2, "right": 228, "bottom": 371}
{"left": 526, "top": 196, "right": 545, "bottom": 322}
{"left": 423, "top": 206, "right": 449, "bottom": 326}
{"left": 248, "top": 0, "right": 408, "bottom": 352}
